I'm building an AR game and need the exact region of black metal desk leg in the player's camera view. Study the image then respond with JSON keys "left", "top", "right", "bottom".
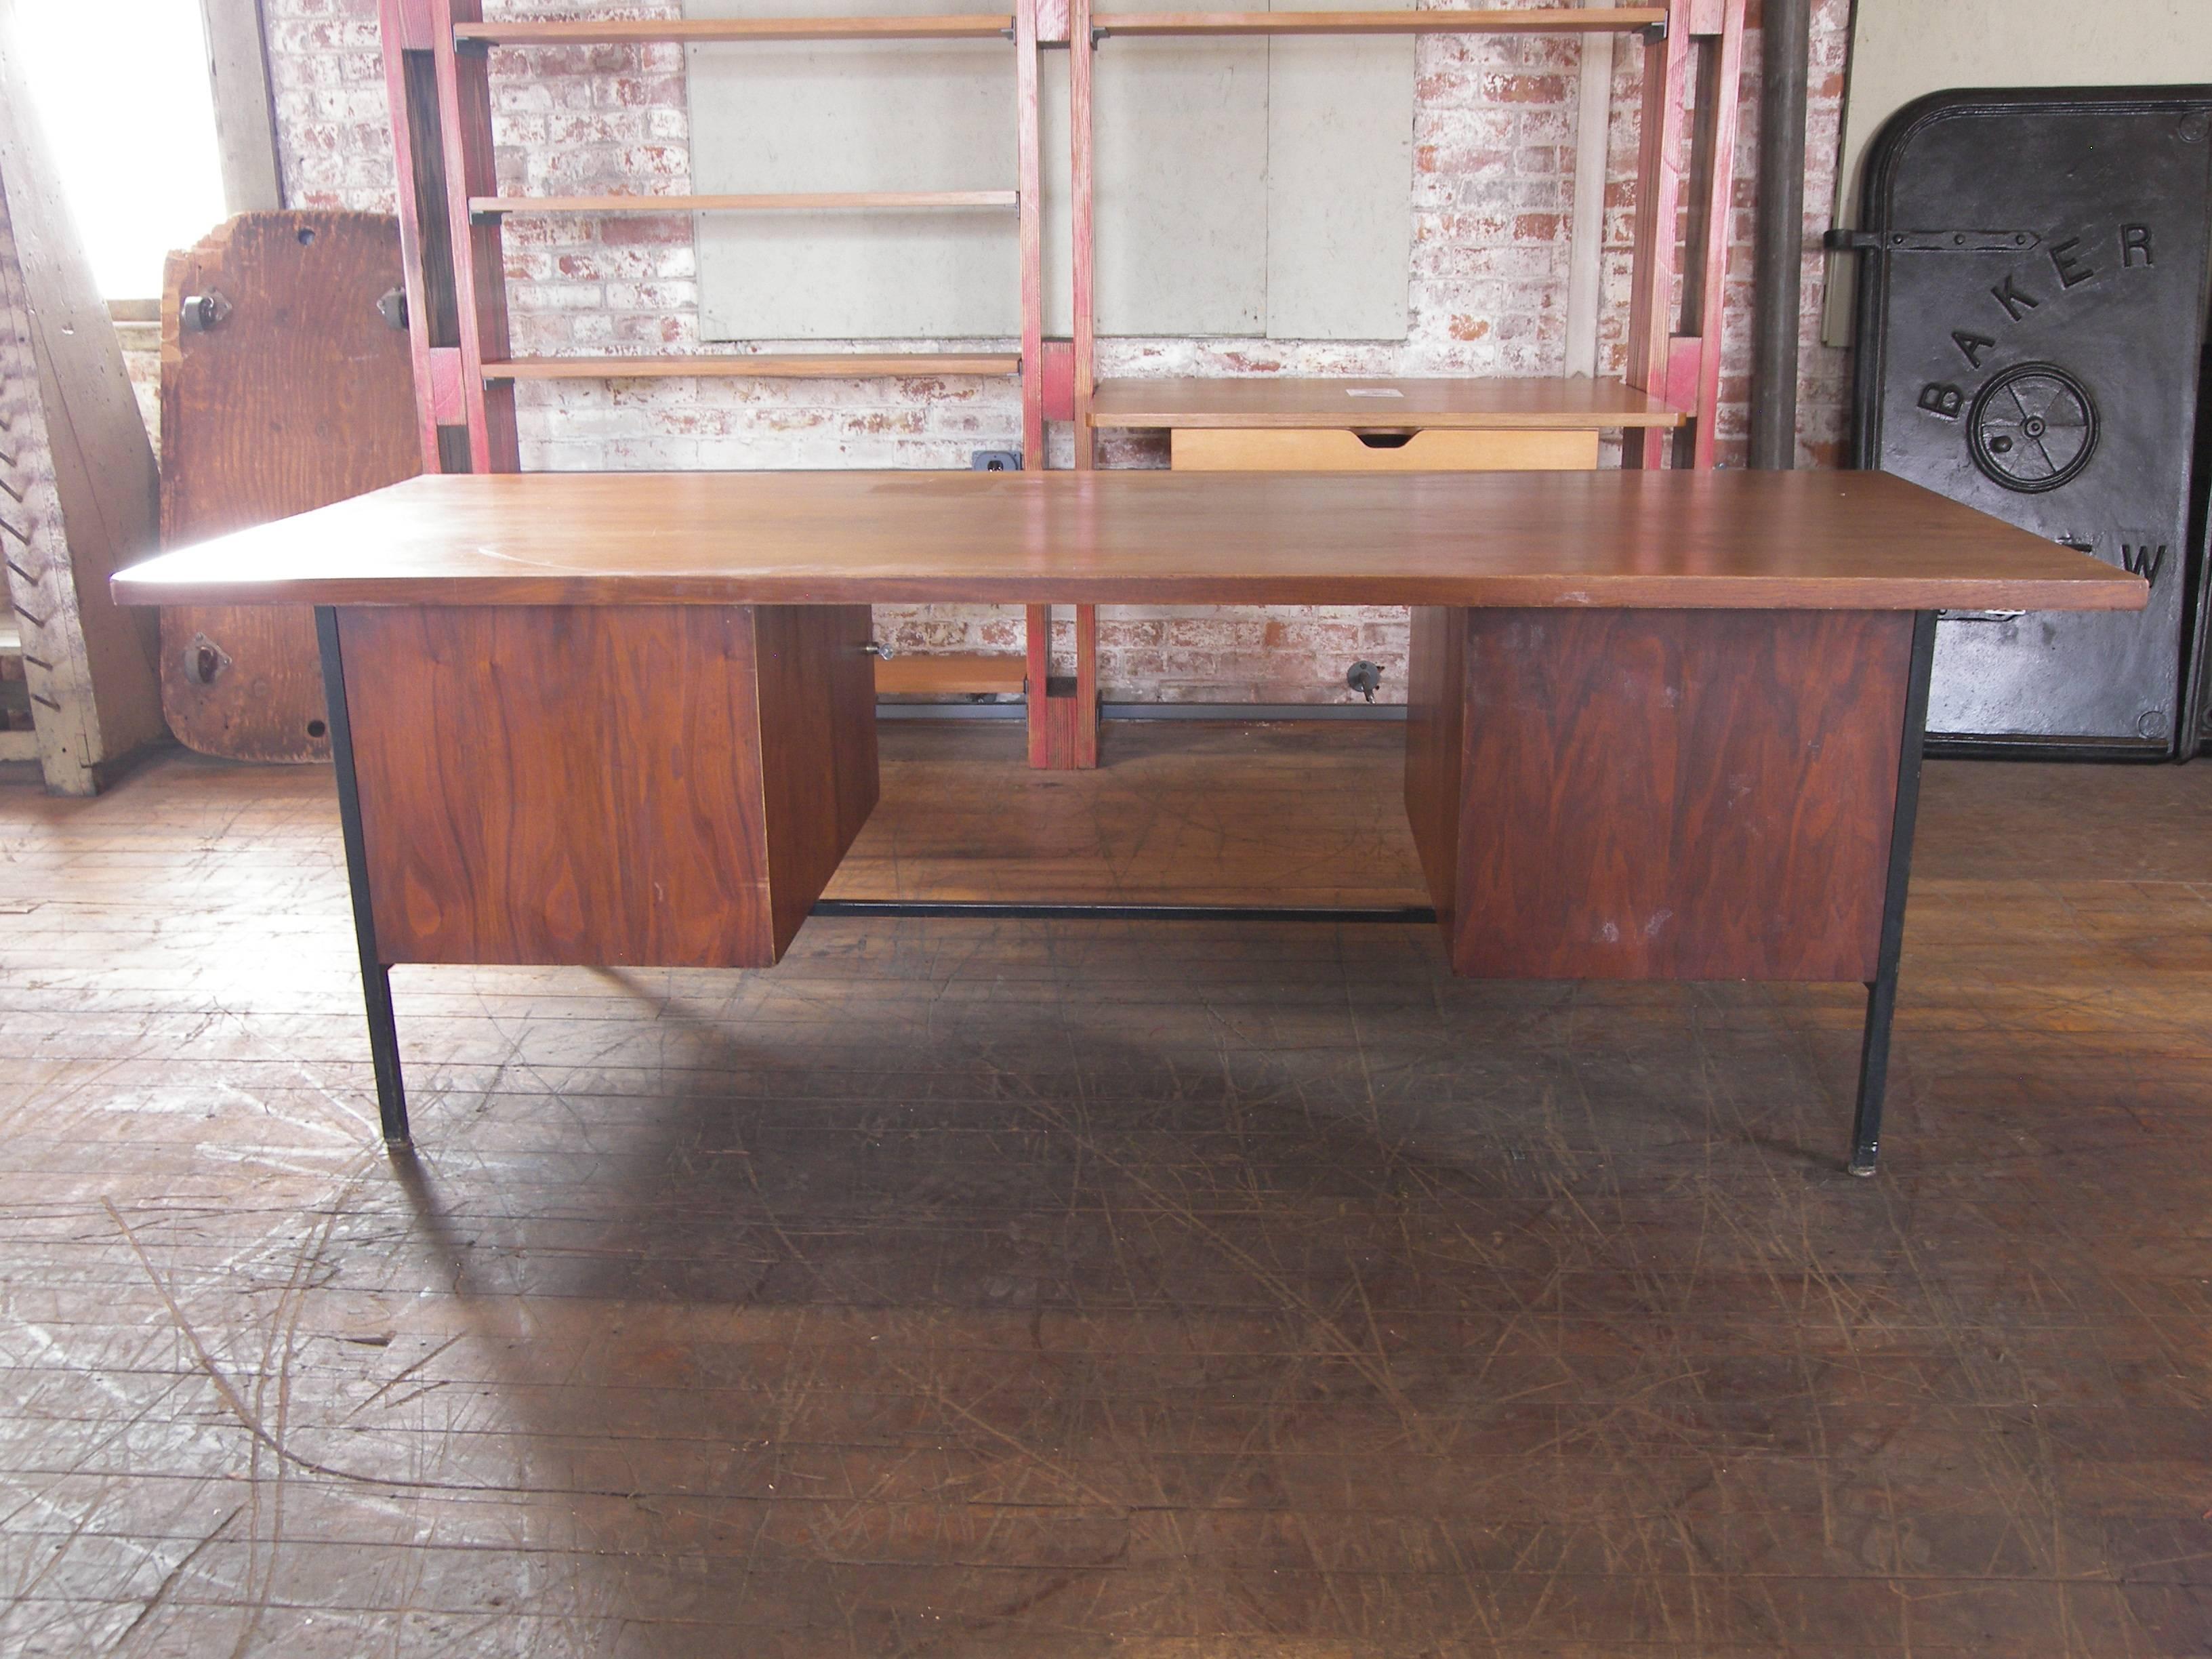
{"left": 1849, "top": 610, "right": 1939, "bottom": 1176}
{"left": 315, "top": 606, "right": 410, "bottom": 1146}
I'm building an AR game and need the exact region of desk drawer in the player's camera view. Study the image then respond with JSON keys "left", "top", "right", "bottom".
{"left": 1170, "top": 426, "right": 1600, "bottom": 472}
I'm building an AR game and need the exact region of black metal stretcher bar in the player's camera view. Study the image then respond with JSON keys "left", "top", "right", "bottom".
{"left": 810, "top": 901, "right": 1439, "bottom": 924}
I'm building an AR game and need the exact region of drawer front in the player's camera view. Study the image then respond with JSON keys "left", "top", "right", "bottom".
{"left": 1170, "top": 426, "right": 1601, "bottom": 472}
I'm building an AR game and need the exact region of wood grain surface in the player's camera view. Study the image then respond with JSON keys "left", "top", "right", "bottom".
{"left": 755, "top": 604, "right": 880, "bottom": 958}
{"left": 874, "top": 651, "right": 1026, "bottom": 696}
{"left": 337, "top": 603, "right": 876, "bottom": 969}
{"left": 114, "top": 469, "right": 2147, "bottom": 613}
{"left": 9, "top": 727, "right": 2212, "bottom": 1652}
{"left": 157, "top": 213, "right": 420, "bottom": 763}
{"left": 1431, "top": 608, "right": 1915, "bottom": 981}
{"left": 1092, "top": 374, "right": 1686, "bottom": 429}
{"left": 1169, "top": 427, "right": 1600, "bottom": 471}
{"left": 824, "top": 721, "right": 1427, "bottom": 905}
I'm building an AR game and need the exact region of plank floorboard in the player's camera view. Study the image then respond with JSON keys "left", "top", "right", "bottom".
{"left": 1, "top": 721, "right": 2209, "bottom": 1655}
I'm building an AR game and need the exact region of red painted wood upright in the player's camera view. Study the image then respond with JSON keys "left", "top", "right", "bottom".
{"left": 1622, "top": 0, "right": 1748, "bottom": 468}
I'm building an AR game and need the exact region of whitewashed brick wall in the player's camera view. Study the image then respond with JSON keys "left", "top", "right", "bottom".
{"left": 262, "top": 0, "right": 1856, "bottom": 703}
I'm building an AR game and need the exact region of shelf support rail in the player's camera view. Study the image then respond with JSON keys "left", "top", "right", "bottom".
{"left": 1622, "top": 0, "right": 1747, "bottom": 469}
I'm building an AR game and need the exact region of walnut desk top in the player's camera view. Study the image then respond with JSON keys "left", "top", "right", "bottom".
{"left": 112, "top": 468, "right": 2145, "bottom": 616}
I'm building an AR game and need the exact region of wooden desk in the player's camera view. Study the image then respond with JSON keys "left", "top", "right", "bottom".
{"left": 115, "top": 468, "right": 2142, "bottom": 1174}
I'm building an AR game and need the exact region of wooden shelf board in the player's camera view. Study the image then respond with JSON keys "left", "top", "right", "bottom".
{"left": 0, "top": 731, "right": 35, "bottom": 763}
{"left": 484, "top": 354, "right": 1025, "bottom": 382}
{"left": 455, "top": 15, "right": 1015, "bottom": 45}
{"left": 1090, "top": 377, "right": 1687, "bottom": 431}
{"left": 876, "top": 652, "right": 1028, "bottom": 697}
{"left": 471, "top": 191, "right": 1018, "bottom": 217}
{"left": 1094, "top": 7, "right": 1666, "bottom": 36}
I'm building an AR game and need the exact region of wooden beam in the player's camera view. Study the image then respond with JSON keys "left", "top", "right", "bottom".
{"left": 1685, "top": 0, "right": 1747, "bottom": 468}
{"left": 1070, "top": 0, "right": 1096, "bottom": 470}
{"left": 0, "top": 9, "right": 165, "bottom": 794}
{"left": 1015, "top": 0, "right": 1043, "bottom": 464}
{"left": 377, "top": 0, "right": 454, "bottom": 471}
{"left": 1622, "top": 0, "right": 1690, "bottom": 468}
{"left": 438, "top": 0, "right": 518, "bottom": 472}
{"left": 198, "top": 0, "right": 283, "bottom": 212}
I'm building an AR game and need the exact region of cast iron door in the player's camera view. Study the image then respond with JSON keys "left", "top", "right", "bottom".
{"left": 1850, "top": 89, "right": 2212, "bottom": 757}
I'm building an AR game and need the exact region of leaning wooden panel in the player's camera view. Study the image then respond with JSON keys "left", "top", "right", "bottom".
{"left": 339, "top": 605, "right": 783, "bottom": 968}
{"left": 159, "top": 212, "right": 419, "bottom": 763}
{"left": 1443, "top": 609, "right": 1915, "bottom": 982}
{"left": 754, "top": 604, "right": 880, "bottom": 958}
{"left": 0, "top": 18, "right": 163, "bottom": 795}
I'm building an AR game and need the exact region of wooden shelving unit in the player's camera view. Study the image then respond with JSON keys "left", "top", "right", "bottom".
{"left": 377, "top": 0, "right": 1047, "bottom": 470}
{"left": 381, "top": 0, "right": 1744, "bottom": 772}
{"left": 1071, "top": 0, "right": 1746, "bottom": 472}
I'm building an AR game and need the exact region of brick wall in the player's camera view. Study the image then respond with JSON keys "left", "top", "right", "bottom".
{"left": 264, "top": 0, "right": 1856, "bottom": 703}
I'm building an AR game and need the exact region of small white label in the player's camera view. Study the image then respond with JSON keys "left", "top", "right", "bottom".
{"left": 1345, "top": 388, "right": 1405, "bottom": 398}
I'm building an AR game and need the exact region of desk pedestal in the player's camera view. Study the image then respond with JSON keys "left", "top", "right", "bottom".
{"left": 1407, "top": 605, "right": 1939, "bottom": 1170}
{"left": 315, "top": 602, "right": 879, "bottom": 1143}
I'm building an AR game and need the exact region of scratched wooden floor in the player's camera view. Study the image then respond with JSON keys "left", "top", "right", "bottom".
{"left": 3, "top": 720, "right": 2210, "bottom": 1657}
